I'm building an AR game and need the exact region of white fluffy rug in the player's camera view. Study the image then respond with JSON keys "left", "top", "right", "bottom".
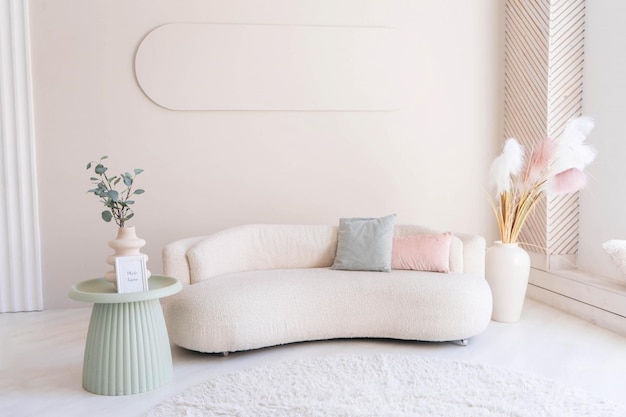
{"left": 146, "top": 354, "right": 624, "bottom": 417}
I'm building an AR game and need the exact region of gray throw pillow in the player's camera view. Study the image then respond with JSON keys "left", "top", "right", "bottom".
{"left": 332, "top": 214, "right": 396, "bottom": 272}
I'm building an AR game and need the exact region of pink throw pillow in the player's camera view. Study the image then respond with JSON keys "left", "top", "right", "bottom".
{"left": 391, "top": 233, "right": 452, "bottom": 273}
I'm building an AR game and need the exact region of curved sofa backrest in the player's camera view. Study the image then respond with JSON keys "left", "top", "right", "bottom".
{"left": 162, "top": 223, "right": 486, "bottom": 285}
{"left": 186, "top": 224, "right": 338, "bottom": 284}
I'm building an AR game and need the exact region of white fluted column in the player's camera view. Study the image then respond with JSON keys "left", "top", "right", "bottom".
{"left": 0, "top": 0, "right": 42, "bottom": 312}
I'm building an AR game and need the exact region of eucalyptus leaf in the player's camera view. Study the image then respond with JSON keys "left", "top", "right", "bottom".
{"left": 101, "top": 210, "right": 113, "bottom": 222}
{"left": 95, "top": 164, "right": 107, "bottom": 174}
{"left": 106, "top": 190, "right": 119, "bottom": 201}
{"left": 133, "top": 189, "right": 145, "bottom": 195}
{"left": 134, "top": 168, "right": 144, "bottom": 175}
{"left": 86, "top": 162, "right": 92, "bottom": 170}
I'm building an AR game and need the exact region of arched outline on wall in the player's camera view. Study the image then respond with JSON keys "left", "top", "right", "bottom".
{"left": 133, "top": 23, "right": 401, "bottom": 112}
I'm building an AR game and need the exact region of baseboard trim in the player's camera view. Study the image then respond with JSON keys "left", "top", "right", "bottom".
{"left": 528, "top": 268, "right": 626, "bottom": 337}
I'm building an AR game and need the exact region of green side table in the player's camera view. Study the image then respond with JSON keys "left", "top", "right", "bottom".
{"left": 69, "top": 275, "right": 182, "bottom": 396}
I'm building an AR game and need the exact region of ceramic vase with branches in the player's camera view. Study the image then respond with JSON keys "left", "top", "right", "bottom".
{"left": 486, "top": 117, "right": 596, "bottom": 322}
{"left": 87, "top": 156, "right": 150, "bottom": 287}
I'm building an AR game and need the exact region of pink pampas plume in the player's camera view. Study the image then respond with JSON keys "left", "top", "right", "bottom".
{"left": 549, "top": 168, "right": 588, "bottom": 194}
{"left": 489, "top": 138, "right": 524, "bottom": 195}
{"left": 523, "top": 137, "right": 556, "bottom": 186}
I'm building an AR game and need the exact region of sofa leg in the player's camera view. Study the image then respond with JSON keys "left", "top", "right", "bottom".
{"left": 221, "top": 351, "right": 230, "bottom": 357}
{"left": 453, "top": 339, "right": 469, "bottom": 346}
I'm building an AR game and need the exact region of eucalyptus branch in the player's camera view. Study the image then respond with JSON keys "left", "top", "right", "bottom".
{"left": 86, "top": 156, "right": 145, "bottom": 228}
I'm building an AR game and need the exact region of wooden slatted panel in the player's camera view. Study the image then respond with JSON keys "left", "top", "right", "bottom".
{"left": 545, "top": 0, "right": 585, "bottom": 258}
{"left": 504, "top": 0, "right": 585, "bottom": 261}
{"left": 504, "top": 0, "right": 550, "bottom": 254}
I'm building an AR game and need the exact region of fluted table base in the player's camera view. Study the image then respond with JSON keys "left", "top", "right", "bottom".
{"left": 83, "top": 299, "right": 172, "bottom": 395}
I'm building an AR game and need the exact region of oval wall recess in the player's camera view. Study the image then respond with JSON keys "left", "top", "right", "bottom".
{"left": 134, "top": 23, "right": 400, "bottom": 111}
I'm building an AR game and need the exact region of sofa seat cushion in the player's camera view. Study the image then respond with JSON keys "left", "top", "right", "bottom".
{"left": 164, "top": 268, "right": 493, "bottom": 353}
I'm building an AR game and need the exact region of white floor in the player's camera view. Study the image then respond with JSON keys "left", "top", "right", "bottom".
{"left": 2, "top": 298, "right": 626, "bottom": 417}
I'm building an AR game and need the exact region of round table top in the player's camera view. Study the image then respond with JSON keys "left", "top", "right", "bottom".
{"left": 68, "top": 275, "right": 182, "bottom": 304}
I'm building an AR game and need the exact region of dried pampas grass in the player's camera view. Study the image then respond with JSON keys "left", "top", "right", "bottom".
{"left": 489, "top": 116, "right": 596, "bottom": 243}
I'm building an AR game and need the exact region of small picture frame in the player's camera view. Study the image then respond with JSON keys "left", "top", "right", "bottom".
{"left": 115, "top": 255, "right": 149, "bottom": 293}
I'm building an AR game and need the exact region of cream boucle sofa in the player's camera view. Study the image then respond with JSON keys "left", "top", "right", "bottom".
{"left": 162, "top": 224, "right": 492, "bottom": 354}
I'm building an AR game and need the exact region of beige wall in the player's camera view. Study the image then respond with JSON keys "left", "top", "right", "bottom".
{"left": 28, "top": 0, "right": 503, "bottom": 308}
